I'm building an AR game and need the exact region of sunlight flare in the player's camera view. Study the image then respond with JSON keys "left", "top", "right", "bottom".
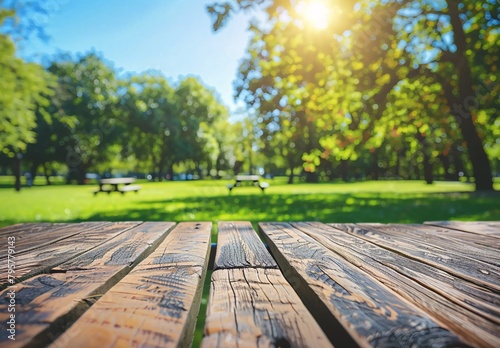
{"left": 297, "top": 0, "right": 331, "bottom": 30}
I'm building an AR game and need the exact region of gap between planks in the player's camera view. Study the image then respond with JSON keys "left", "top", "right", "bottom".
{"left": 203, "top": 221, "right": 332, "bottom": 348}
{"left": 260, "top": 222, "right": 470, "bottom": 348}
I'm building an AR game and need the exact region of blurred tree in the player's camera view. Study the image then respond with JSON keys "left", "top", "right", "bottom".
{"left": 121, "top": 72, "right": 179, "bottom": 180}
{"left": 47, "top": 52, "right": 121, "bottom": 184}
{"left": 122, "top": 74, "right": 230, "bottom": 180}
{"left": 174, "top": 77, "right": 229, "bottom": 179}
{"left": 0, "top": 8, "right": 53, "bottom": 190}
{"left": 208, "top": 0, "right": 498, "bottom": 190}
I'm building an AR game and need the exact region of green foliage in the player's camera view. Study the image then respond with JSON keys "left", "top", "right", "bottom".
{"left": 121, "top": 73, "right": 230, "bottom": 178}
{"left": 0, "top": 9, "right": 53, "bottom": 157}
{"left": 45, "top": 52, "right": 121, "bottom": 183}
{"left": 210, "top": 0, "right": 499, "bottom": 189}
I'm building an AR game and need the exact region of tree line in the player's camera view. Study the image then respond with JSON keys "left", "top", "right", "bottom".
{"left": 1, "top": 2, "right": 498, "bottom": 191}
{"left": 208, "top": 0, "right": 499, "bottom": 190}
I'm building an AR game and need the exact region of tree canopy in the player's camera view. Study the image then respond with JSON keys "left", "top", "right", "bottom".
{"left": 208, "top": 0, "right": 499, "bottom": 190}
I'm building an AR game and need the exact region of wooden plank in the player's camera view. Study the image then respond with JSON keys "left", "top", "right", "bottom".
{"left": 235, "top": 175, "right": 260, "bottom": 181}
{"left": 425, "top": 221, "right": 500, "bottom": 238}
{"left": 0, "top": 223, "right": 54, "bottom": 237}
{"left": 0, "top": 222, "right": 174, "bottom": 347}
{"left": 0, "top": 222, "right": 139, "bottom": 288}
{"left": 214, "top": 221, "right": 277, "bottom": 270}
{"left": 260, "top": 222, "right": 466, "bottom": 348}
{"left": 295, "top": 222, "right": 500, "bottom": 347}
{"left": 0, "top": 222, "right": 110, "bottom": 258}
{"left": 358, "top": 223, "right": 499, "bottom": 266}
{"left": 332, "top": 223, "right": 500, "bottom": 291}
{"left": 394, "top": 223, "right": 500, "bottom": 250}
{"left": 50, "top": 222, "right": 210, "bottom": 348}
{"left": 203, "top": 268, "right": 332, "bottom": 348}
{"left": 204, "top": 221, "right": 332, "bottom": 347}
{"left": 99, "top": 178, "right": 135, "bottom": 184}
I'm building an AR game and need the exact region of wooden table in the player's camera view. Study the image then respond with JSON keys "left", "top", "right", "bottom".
{"left": 94, "top": 178, "right": 141, "bottom": 195}
{"left": 0, "top": 221, "right": 498, "bottom": 347}
{"left": 227, "top": 175, "right": 269, "bottom": 192}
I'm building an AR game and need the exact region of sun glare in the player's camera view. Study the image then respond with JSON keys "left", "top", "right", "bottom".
{"left": 297, "top": 0, "right": 331, "bottom": 30}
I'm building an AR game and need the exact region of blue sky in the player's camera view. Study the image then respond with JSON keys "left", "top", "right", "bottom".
{"left": 19, "top": 0, "right": 253, "bottom": 113}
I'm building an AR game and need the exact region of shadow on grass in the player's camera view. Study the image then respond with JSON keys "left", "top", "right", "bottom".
{"left": 68, "top": 192, "right": 500, "bottom": 226}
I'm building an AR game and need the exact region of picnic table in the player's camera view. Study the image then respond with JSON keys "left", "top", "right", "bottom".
{"left": 0, "top": 221, "right": 498, "bottom": 347}
{"left": 94, "top": 177, "right": 141, "bottom": 195}
{"left": 227, "top": 175, "right": 269, "bottom": 192}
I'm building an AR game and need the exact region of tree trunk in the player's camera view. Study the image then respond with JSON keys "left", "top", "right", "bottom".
{"left": 167, "top": 161, "right": 174, "bottom": 181}
{"left": 305, "top": 170, "right": 319, "bottom": 183}
{"left": 340, "top": 160, "right": 349, "bottom": 182}
{"left": 44, "top": 163, "right": 52, "bottom": 185}
{"left": 30, "top": 162, "right": 39, "bottom": 181}
{"left": 288, "top": 166, "right": 294, "bottom": 184}
{"left": 439, "top": 154, "right": 449, "bottom": 180}
{"left": 196, "top": 162, "right": 203, "bottom": 179}
{"left": 14, "top": 154, "right": 21, "bottom": 192}
{"left": 158, "top": 164, "right": 164, "bottom": 182}
{"left": 445, "top": 0, "right": 493, "bottom": 191}
{"left": 423, "top": 153, "right": 433, "bottom": 184}
{"left": 327, "top": 161, "right": 336, "bottom": 181}
{"left": 454, "top": 112, "right": 493, "bottom": 190}
{"left": 77, "top": 164, "right": 86, "bottom": 185}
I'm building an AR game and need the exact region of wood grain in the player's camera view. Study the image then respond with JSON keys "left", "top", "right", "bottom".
{"left": 0, "top": 222, "right": 111, "bottom": 258}
{"left": 0, "top": 222, "right": 140, "bottom": 288}
{"left": 214, "top": 221, "right": 277, "bottom": 270}
{"left": 49, "top": 222, "right": 210, "bottom": 348}
{"left": 298, "top": 222, "right": 500, "bottom": 347}
{"left": 425, "top": 221, "right": 500, "bottom": 238}
{"left": 359, "top": 223, "right": 500, "bottom": 265}
{"left": 203, "top": 268, "right": 332, "bottom": 348}
{"left": 332, "top": 223, "right": 500, "bottom": 291}
{"left": 204, "top": 221, "right": 332, "bottom": 347}
{"left": 0, "top": 222, "right": 174, "bottom": 347}
{"left": 0, "top": 223, "right": 54, "bottom": 237}
{"left": 387, "top": 223, "right": 500, "bottom": 250}
{"left": 260, "top": 222, "right": 467, "bottom": 348}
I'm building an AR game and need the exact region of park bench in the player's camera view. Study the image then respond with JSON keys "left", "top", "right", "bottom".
{"left": 0, "top": 220, "right": 498, "bottom": 347}
{"left": 93, "top": 177, "right": 141, "bottom": 195}
{"left": 227, "top": 174, "right": 269, "bottom": 192}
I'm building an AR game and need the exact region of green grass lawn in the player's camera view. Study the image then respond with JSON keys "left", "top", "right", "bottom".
{"left": 1, "top": 177, "right": 499, "bottom": 346}
{"left": 1, "top": 178, "right": 499, "bottom": 229}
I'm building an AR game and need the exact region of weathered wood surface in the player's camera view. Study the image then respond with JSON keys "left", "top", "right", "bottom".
{"left": 362, "top": 223, "right": 500, "bottom": 263}
{"left": 1, "top": 220, "right": 498, "bottom": 347}
{"left": 50, "top": 222, "right": 211, "bottom": 348}
{"left": 0, "top": 222, "right": 109, "bottom": 257}
{"left": 305, "top": 222, "right": 499, "bottom": 347}
{"left": 260, "top": 222, "right": 467, "bottom": 348}
{"left": 203, "top": 221, "right": 332, "bottom": 347}
{"left": 331, "top": 223, "right": 500, "bottom": 291}
{"left": 0, "top": 223, "right": 60, "bottom": 238}
{"left": 214, "top": 221, "right": 277, "bottom": 270}
{"left": 0, "top": 222, "right": 174, "bottom": 347}
{"left": 425, "top": 221, "right": 500, "bottom": 238}
{"left": 203, "top": 268, "right": 332, "bottom": 348}
{"left": 398, "top": 223, "right": 500, "bottom": 249}
{"left": 0, "top": 222, "right": 140, "bottom": 288}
